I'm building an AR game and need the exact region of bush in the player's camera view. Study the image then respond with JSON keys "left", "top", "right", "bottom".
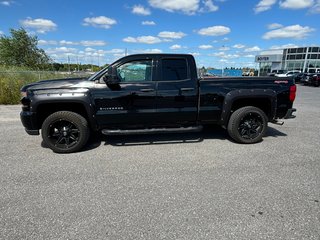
{"left": 0, "top": 66, "right": 90, "bottom": 104}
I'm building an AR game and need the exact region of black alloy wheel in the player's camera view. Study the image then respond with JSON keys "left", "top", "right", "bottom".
{"left": 42, "top": 111, "right": 90, "bottom": 153}
{"left": 227, "top": 106, "right": 268, "bottom": 144}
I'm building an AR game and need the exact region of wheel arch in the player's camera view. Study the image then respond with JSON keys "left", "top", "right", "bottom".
{"left": 220, "top": 89, "right": 277, "bottom": 127}
{"left": 34, "top": 101, "right": 97, "bottom": 131}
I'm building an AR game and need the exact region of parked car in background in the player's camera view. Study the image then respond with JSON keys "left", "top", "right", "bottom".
{"left": 275, "top": 70, "right": 301, "bottom": 78}
{"left": 268, "top": 69, "right": 286, "bottom": 77}
{"left": 242, "top": 71, "right": 250, "bottom": 76}
{"left": 301, "top": 73, "right": 315, "bottom": 86}
{"left": 294, "top": 73, "right": 305, "bottom": 83}
{"left": 201, "top": 72, "right": 217, "bottom": 78}
{"left": 311, "top": 74, "right": 320, "bottom": 87}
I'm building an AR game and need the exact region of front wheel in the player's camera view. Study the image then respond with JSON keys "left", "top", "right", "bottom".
{"left": 227, "top": 106, "right": 268, "bottom": 144}
{"left": 42, "top": 111, "right": 90, "bottom": 153}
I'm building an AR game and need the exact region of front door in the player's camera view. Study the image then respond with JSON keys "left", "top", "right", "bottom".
{"left": 92, "top": 58, "right": 156, "bottom": 128}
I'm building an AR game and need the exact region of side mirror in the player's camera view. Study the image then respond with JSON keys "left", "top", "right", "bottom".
{"left": 105, "top": 74, "right": 120, "bottom": 84}
{"left": 99, "top": 67, "right": 120, "bottom": 84}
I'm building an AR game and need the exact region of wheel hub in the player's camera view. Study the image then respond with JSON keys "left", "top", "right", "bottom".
{"left": 239, "top": 114, "right": 262, "bottom": 140}
{"left": 62, "top": 126, "right": 69, "bottom": 136}
{"left": 48, "top": 120, "right": 80, "bottom": 149}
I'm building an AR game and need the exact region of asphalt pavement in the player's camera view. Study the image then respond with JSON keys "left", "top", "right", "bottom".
{"left": 0, "top": 85, "right": 319, "bottom": 239}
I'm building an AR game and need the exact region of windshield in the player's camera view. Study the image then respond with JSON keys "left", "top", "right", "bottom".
{"left": 88, "top": 67, "right": 108, "bottom": 81}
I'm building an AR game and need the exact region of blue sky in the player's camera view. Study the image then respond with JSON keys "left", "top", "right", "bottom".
{"left": 1, "top": 0, "right": 319, "bottom": 67}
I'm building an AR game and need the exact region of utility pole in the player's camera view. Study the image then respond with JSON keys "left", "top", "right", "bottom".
{"left": 76, "top": 56, "right": 79, "bottom": 72}
{"left": 68, "top": 56, "right": 71, "bottom": 74}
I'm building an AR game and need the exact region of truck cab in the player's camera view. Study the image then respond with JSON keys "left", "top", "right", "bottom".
{"left": 92, "top": 54, "right": 199, "bottom": 128}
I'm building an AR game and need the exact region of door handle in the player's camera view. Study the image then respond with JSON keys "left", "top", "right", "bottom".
{"left": 180, "top": 88, "right": 194, "bottom": 92}
{"left": 140, "top": 88, "right": 154, "bottom": 92}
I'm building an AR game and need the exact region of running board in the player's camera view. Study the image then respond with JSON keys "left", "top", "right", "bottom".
{"left": 101, "top": 126, "right": 203, "bottom": 136}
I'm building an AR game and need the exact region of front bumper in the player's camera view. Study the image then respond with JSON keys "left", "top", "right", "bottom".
{"left": 284, "top": 108, "right": 296, "bottom": 119}
{"left": 20, "top": 111, "right": 40, "bottom": 135}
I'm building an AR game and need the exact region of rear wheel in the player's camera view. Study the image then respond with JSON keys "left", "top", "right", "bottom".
{"left": 227, "top": 106, "right": 268, "bottom": 144}
{"left": 42, "top": 111, "right": 90, "bottom": 153}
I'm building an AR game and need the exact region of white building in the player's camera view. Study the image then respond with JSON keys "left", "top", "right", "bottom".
{"left": 255, "top": 46, "right": 320, "bottom": 76}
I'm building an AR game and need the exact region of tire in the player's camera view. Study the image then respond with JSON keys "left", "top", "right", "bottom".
{"left": 227, "top": 106, "right": 268, "bottom": 144}
{"left": 41, "top": 111, "right": 90, "bottom": 153}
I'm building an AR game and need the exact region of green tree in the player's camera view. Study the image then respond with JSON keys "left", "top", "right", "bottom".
{"left": 0, "top": 28, "right": 50, "bottom": 69}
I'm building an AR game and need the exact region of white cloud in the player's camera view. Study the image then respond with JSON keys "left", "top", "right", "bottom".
{"left": 219, "top": 46, "right": 230, "bottom": 51}
{"left": 0, "top": 30, "right": 4, "bottom": 35}
{"left": 132, "top": 5, "right": 151, "bottom": 15}
{"left": 255, "top": 0, "right": 318, "bottom": 13}
{"left": 142, "top": 21, "right": 156, "bottom": 25}
{"left": 123, "top": 37, "right": 137, "bottom": 43}
{"left": 198, "top": 25, "right": 231, "bottom": 36}
{"left": 148, "top": 0, "right": 223, "bottom": 14}
{"left": 80, "top": 40, "right": 107, "bottom": 47}
{"left": 263, "top": 24, "right": 315, "bottom": 39}
{"left": 0, "top": 1, "right": 13, "bottom": 6}
{"left": 210, "top": 52, "right": 240, "bottom": 59}
{"left": 199, "top": 44, "right": 213, "bottom": 49}
{"left": 144, "top": 49, "right": 163, "bottom": 53}
{"left": 46, "top": 47, "right": 78, "bottom": 54}
{"left": 158, "top": 31, "right": 186, "bottom": 39}
{"left": 84, "top": 47, "right": 96, "bottom": 52}
{"left": 60, "top": 40, "right": 77, "bottom": 45}
{"left": 244, "top": 55, "right": 255, "bottom": 58}
{"left": 149, "top": 0, "right": 199, "bottom": 14}
{"left": 132, "top": 49, "right": 163, "bottom": 54}
{"left": 38, "top": 40, "right": 58, "bottom": 45}
{"left": 310, "top": 0, "right": 320, "bottom": 13}
{"left": 280, "top": 0, "right": 314, "bottom": 9}
{"left": 233, "top": 44, "right": 245, "bottom": 49}
{"left": 39, "top": 40, "right": 107, "bottom": 47}
{"left": 189, "top": 52, "right": 201, "bottom": 56}
{"left": 82, "top": 16, "right": 117, "bottom": 29}
{"left": 270, "top": 43, "right": 299, "bottom": 49}
{"left": 200, "top": 0, "right": 219, "bottom": 12}
{"left": 20, "top": 18, "right": 57, "bottom": 33}
{"left": 268, "top": 23, "right": 283, "bottom": 29}
{"left": 244, "top": 46, "right": 261, "bottom": 52}
{"left": 170, "top": 44, "right": 182, "bottom": 49}
{"left": 254, "top": 0, "right": 277, "bottom": 13}
{"left": 123, "top": 36, "right": 162, "bottom": 44}
{"left": 105, "top": 49, "right": 125, "bottom": 54}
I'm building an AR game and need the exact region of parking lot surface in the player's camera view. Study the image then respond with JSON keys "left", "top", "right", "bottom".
{"left": 0, "top": 85, "right": 319, "bottom": 239}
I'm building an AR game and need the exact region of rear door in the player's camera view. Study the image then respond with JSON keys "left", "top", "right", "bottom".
{"left": 155, "top": 57, "right": 198, "bottom": 125}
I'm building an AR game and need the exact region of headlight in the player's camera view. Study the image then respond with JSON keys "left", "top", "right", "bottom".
{"left": 21, "top": 91, "right": 27, "bottom": 98}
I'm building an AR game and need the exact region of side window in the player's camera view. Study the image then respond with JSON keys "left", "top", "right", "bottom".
{"left": 116, "top": 60, "right": 152, "bottom": 82}
{"left": 162, "top": 59, "right": 188, "bottom": 81}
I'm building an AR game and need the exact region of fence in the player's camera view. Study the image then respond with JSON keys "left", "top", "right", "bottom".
{"left": 0, "top": 71, "right": 92, "bottom": 104}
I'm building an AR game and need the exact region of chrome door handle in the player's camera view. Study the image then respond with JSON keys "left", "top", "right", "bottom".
{"left": 180, "top": 88, "right": 194, "bottom": 92}
{"left": 140, "top": 88, "right": 154, "bottom": 92}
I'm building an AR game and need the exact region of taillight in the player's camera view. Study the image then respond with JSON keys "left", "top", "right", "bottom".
{"left": 289, "top": 85, "right": 296, "bottom": 102}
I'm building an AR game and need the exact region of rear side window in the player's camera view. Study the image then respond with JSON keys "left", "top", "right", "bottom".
{"left": 161, "top": 59, "right": 188, "bottom": 81}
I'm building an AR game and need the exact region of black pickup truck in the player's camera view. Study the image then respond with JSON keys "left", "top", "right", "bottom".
{"left": 20, "top": 54, "right": 296, "bottom": 153}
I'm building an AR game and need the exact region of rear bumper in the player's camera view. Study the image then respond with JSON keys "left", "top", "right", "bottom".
{"left": 284, "top": 108, "right": 296, "bottom": 119}
{"left": 20, "top": 111, "right": 40, "bottom": 135}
